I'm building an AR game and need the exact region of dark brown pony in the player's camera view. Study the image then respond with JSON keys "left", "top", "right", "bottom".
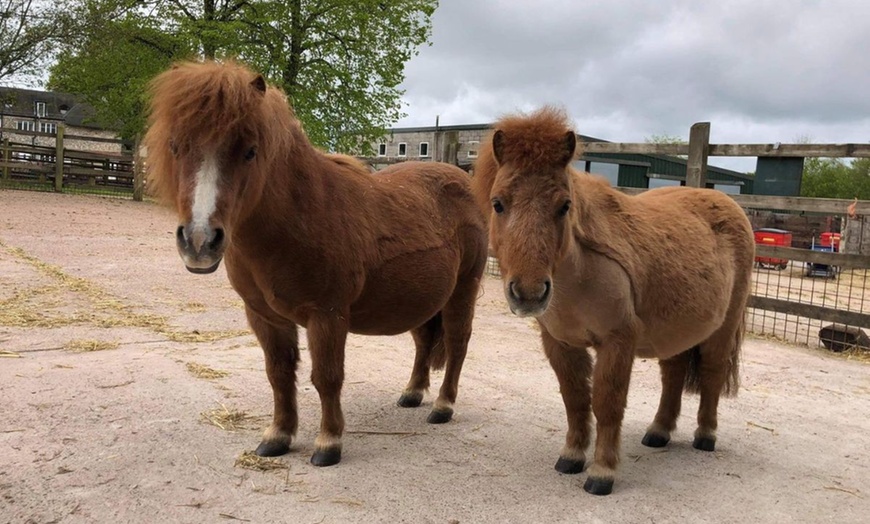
{"left": 144, "top": 60, "right": 487, "bottom": 466}
{"left": 472, "top": 107, "right": 754, "bottom": 495}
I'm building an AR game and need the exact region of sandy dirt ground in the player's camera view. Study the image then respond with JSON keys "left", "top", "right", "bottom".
{"left": 1, "top": 191, "right": 869, "bottom": 524}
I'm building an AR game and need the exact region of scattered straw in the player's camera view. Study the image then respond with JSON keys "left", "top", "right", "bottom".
{"left": 200, "top": 404, "right": 262, "bottom": 431}
{"left": 181, "top": 302, "right": 207, "bottom": 313}
{"left": 218, "top": 514, "right": 251, "bottom": 522}
{"left": 234, "top": 451, "right": 288, "bottom": 472}
{"left": 165, "top": 329, "right": 250, "bottom": 343}
{"left": 0, "top": 350, "right": 21, "bottom": 358}
{"left": 64, "top": 339, "right": 119, "bottom": 353}
{"left": 840, "top": 346, "right": 870, "bottom": 364}
{"left": 186, "top": 362, "right": 230, "bottom": 379}
{"left": 746, "top": 421, "right": 776, "bottom": 433}
{"left": 331, "top": 498, "right": 364, "bottom": 507}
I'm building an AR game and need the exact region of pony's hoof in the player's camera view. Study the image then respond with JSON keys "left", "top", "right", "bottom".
{"left": 255, "top": 439, "right": 290, "bottom": 457}
{"left": 583, "top": 476, "right": 614, "bottom": 496}
{"left": 692, "top": 437, "right": 716, "bottom": 452}
{"left": 641, "top": 432, "right": 670, "bottom": 448}
{"left": 554, "top": 457, "right": 585, "bottom": 474}
{"left": 426, "top": 409, "right": 453, "bottom": 424}
{"left": 310, "top": 448, "right": 342, "bottom": 467}
{"left": 397, "top": 392, "right": 423, "bottom": 408}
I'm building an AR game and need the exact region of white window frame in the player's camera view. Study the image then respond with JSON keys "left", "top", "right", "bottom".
{"left": 16, "top": 120, "right": 36, "bottom": 132}
{"left": 377, "top": 143, "right": 387, "bottom": 157}
{"left": 467, "top": 141, "right": 480, "bottom": 159}
{"left": 419, "top": 142, "right": 430, "bottom": 157}
{"left": 397, "top": 142, "right": 407, "bottom": 157}
{"left": 39, "top": 122, "right": 57, "bottom": 134}
{"left": 35, "top": 101, "right": 46, "bottom": 117}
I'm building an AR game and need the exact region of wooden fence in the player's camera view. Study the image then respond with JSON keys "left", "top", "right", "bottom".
{"left": 0, "top": 125, "right": 143, "bottom": 200}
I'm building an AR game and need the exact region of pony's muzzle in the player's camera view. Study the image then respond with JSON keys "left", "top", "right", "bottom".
{"left": 176, "top": 224, "right": 225, "bottom": 274}
{"left": 506, "top": 278, "right": 552, "bottom": 317}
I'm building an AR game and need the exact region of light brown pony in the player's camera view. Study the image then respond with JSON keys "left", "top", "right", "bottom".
{"left": 471, "top": 107, "right": 754, "bottom": 495}
{"left": 143, "top": 60, "right": 487, "bottom": 467}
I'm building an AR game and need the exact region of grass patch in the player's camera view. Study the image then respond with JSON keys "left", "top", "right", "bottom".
{"left": 234, "top": 450, "right": 288, "bottom": 472}
{"left": 186, "top": 361, "right": 230, "bottom": 379}
{"left": 840, "top": 346, "right": 870, "bottom": 363}
{"left": 64, "top": 339, "right": 119, "bottom": 353}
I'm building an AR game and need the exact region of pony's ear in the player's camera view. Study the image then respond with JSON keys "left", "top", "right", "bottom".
{"left": 492, "top": 129, "right": 505, "bottom": 164}
{"left": 560, "top": 131, "right": 577, "bottom": 165}
{"left": 251, "top": 75, "right": 267, "bottom": 94}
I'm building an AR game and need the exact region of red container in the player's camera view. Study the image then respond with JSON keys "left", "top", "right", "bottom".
{"left": 820, "top": 232, "right": 841, "bottom": 251}
{"left": 754, "top": 228, "right": 792, "bottom": 269}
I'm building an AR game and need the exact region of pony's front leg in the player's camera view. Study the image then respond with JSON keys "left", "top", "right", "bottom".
{"left": 307, "top": 312, "right": 348, "bottom": 467}
{"left": 540, "top": 324, "right": 593, "bottom": 475}
{"left": 587, "top": 336, "right": 634, "bottom": 496}
{"left": 246, "top": 308, "right": 300, "bottom": 457}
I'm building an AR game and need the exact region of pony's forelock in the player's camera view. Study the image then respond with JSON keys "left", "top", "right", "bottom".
{"left": 143, "top": 59, "right": 294, "bottom": 205}
{"left": 471, "top": 106, "right": 582, "bottom": 222}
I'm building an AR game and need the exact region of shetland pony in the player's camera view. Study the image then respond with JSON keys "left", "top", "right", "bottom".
{"left": 144, "top": 60, "right": 487, "bottom": 466}
{"left": 471, "top": 107, "right": 753, "bottom": 495}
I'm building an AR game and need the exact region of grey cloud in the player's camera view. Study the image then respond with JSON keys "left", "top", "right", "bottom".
{"left": 397, "top": 0, "right": 870, "bottom": 166}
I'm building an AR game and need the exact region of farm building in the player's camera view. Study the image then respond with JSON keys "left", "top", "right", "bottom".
{"left": 371, "top": 123, "right": 754, "bottom": 194}
{"left": 0, "top": 87, "right": 126, "bottom": 154}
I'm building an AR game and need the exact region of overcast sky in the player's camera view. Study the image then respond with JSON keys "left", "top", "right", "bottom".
{"left": 395, "top": 0, "right": 870, "bottom": 171}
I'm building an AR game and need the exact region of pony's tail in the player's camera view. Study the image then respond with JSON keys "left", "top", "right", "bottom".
{"left": 683, "top": 313, "right": 744, "bottom": 397}
{"left": 426, "top": 313, "right": 447, "bottom": 371}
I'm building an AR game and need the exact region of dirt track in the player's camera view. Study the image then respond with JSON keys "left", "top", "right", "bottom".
{"left": 1, "top": 191, "right": 869, "bottom": 524}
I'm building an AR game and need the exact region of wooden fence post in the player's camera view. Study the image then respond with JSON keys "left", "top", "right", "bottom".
{"left": 54, "top": 124, "right": 65, "bottom": 192}
{"left": 132, "top": 134, "right": 144, "bottom": 201}
{"left": 686, "top": 122, "right": 710, "bottom": 188}
{"left": 2, "top": 138, "right": 10, "bottom": 182}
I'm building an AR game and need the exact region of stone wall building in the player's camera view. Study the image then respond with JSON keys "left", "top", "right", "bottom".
{"left": 0, "top": 87, "right": 125, "bottom": 155}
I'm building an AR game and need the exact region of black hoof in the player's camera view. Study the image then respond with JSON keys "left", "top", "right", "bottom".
{"left": 693, "top": 437, "right": 716, "bottom": 452}
{"left": 397, "top": 392, "right": 423, "bottom": 408}
{"left": 554, "top": 457, "right": 585, "bottom": 474}
{"left": 310, "top": 447, "right": 341, "bottom": 467}
{"left": 642, "top": 432, "right": 670, "bottom": 448}
{"left": 583, "top": 476, "right": 614, "bottom": 496}
{"left": 255, "top": 440, "right": 290, "bottom": 457}
{"left": 426, "top": 409, "right": 453, "bottom": 424}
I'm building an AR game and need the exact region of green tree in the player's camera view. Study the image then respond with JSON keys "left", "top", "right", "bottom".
{"left": 645, "top": 133, "right": 687, "bottom": 158}
{"left": 801, "top": 157, "right": 870, "bottom": 200}
{"left": 48, "top": 0, "right": 438, "bottom": 151}
{"left": 0, "top": 0, "right": 72, "bottom": 84}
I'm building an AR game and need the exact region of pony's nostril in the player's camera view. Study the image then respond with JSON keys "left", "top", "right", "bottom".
{"left": 542, "top": 280, "right": 552, "bottom": 300}
{"left": 509, "top": 281, "right": 520, "bottom": 300}
{"left": 176, "top": 226, "right": 187, "bottom": 244}
{"left": 209, "top": 228, "right": 225, "bottom": 250}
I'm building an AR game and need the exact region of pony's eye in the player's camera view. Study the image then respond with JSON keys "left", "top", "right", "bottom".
{"left": 244, "top": 147, "right": 257, "bottom": 161}
{"left": 492, "top": 199, "right": 505, "bottom": 214}
{"left": 558, "top": 200, "right": 571, "bottom": 217}
{"left": 169, "top": 140, "right": 178, "bottom": 156}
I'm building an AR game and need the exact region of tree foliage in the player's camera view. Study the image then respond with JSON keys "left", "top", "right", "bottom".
{"left": 801, "top": 157, "right": 870, "bottom": 200}
{"left": 0, "top": 0, "right": 72, "bottom": 84}
{"left": 47, "top": 0, "right": 438, "bottom": 149}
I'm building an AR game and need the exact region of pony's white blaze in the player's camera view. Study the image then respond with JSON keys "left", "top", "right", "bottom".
{"left": 190, "top": 154, "right": 220, "bottom": 248}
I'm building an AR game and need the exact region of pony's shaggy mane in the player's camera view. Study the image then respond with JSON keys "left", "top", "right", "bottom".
{"left": 472, "top": 106, "right": 581, "bottom": 221}
{"left": 143, "top": 59, "right": 296, "bottom": 204}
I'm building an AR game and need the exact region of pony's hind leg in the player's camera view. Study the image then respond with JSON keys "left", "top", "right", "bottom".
{"left": 247, "top": 308, "right": 300, "bottom": 457}
{"left": 427, "top": 276, "right": 480, "bottom": 424}
{"left": 307, "top": 312, "right": 349, "bottom": 467}
{"left": 692, "top": 335, "right": 734, "bottom": 452}
{"left": 642, "top": 350, "right": 691, "bottom": 448}
{"left": 397, "top": 313, "right": 443, "bottom": 408}
{"left": 540, "top": 323, "right": 593, "bottom": 475}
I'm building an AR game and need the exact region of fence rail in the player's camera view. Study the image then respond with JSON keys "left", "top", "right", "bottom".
{"left": 0, "top": 124, "right": 141, "bottom": 199}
